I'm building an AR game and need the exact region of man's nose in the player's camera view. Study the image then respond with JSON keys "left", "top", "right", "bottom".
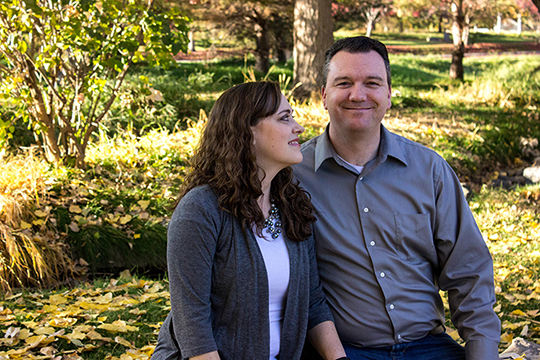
{"left": 349, "top": 83, "right": 367, "bottom": 102}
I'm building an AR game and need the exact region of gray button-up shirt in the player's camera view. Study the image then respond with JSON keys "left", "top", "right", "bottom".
{"left": 294, "top": 125, "right": 500, "bottom": 360}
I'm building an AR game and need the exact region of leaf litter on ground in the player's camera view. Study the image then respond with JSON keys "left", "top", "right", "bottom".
{"left": 0, "top": 270, "right": 170, "bottom": 359}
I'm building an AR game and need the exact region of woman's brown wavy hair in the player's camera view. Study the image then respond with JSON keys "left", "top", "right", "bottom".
{"left": 177, "top": 81, "right": 315, "bottom": 242}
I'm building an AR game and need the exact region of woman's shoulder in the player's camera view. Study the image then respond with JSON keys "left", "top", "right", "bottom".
{"left": 172, "top": 185, "right": 221, "bottom": 218}
{"left": 181, "top": 184, "right": 218, "bottom": 203}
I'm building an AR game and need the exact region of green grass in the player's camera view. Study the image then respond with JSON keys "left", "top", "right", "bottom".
{"left": 334, "top": 29, "right": 540, "bottom": 45}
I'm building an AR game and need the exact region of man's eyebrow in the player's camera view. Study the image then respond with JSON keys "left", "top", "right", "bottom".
{"left": 331, "top": 76, "right": 351, "bottom": 83}
{"left": 366, "top": 75, "right": 385, "bottom": 82}
{"left": 331, "top": 75, "right": 385, "bottom": 83}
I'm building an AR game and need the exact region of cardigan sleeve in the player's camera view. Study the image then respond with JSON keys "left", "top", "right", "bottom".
{"left": 306, "top": 234, "right": 335, "bottom": 331}
{"left": 166, "top": 186, "right": 222, "bottom": 358}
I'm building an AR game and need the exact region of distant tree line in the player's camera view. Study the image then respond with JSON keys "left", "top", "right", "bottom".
{"left": 183, "top": 0, "right": 540, "bottom": 87}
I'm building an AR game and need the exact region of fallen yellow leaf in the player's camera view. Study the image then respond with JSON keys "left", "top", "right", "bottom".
{"left": 49, "top": 317, "right": 77, "bottom": 327}
{"left": 32, "top": 219, "right": 45, "bottom": 226}
{"left": 69, "top": 205, "right": 82, "bottom": 213}
{"left": 34, "top": 326, "right": 56, "bottom": 335}
{"left": 501, "top": 332, "right": 513, "bottom": 343}
{"left": 97, "top": 320, "right": 139, "bottom": 333}
{"left": 115, "top": 336, "right": 134, "bottom": 348}
{"left": 119, "top": 214, "right": 132, "bottom": 225}
{"left": 49, "top": 294, "right": 68, "bottom": 305}
{"left": 34, "top": 210, "right": 48, "bottom": 217}
{"left": 138, "top": 200, "right": 150, "bottom": 210}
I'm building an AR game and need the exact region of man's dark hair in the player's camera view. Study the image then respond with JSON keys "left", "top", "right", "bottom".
{"left": 323, "top": 36, "right": 391, "bottom": 88}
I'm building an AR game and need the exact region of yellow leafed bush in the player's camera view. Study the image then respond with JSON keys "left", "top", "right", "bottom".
{"left": 0, "top": 151, "right": 77, "bottom": 293}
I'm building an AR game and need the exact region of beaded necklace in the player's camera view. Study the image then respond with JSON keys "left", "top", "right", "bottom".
{"left": 263, "top": 200, "right": 282, "bottom": 240}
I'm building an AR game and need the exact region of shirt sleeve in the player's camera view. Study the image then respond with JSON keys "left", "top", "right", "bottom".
{"left": 166, "top": 188, "right": 221, "bottom": 358}
{"left": 307, "top": 234, "right": 335, "bottom": 331}
{"left": 433, "top": 162, "right": 501, "bottom": 360}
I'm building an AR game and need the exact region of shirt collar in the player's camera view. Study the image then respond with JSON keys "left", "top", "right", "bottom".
{"left": 313, "top": 124, "right": 408, "bottom": 172}
{"left": 379, "top": 125, "right": 408, "bottom": 167}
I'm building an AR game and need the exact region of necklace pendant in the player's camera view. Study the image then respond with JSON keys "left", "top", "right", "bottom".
{"left": 262, "top": 199, "right": 281, "bottom": 241}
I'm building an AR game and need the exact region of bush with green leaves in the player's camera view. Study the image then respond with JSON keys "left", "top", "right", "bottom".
{"left": 0, "top": 0, "right": 190, "bottom": 168}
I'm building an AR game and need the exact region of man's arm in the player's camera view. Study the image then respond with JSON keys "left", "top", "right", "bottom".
{"left": 190, "top": 351, "right": 221, "bottom": 360}
{"left": 307, "top": 321, "right": 347, "bottom": 360}
{"left": 434, "top": 161, "right": 501, "bottom": 360}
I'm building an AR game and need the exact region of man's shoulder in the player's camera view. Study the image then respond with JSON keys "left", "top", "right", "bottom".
{"left": 300, "top": 134, "right": 321, "bottom": 152}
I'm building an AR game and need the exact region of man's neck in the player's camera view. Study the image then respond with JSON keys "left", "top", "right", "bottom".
{"left": 329, "top": 127, "right": 381, "bottom": 167}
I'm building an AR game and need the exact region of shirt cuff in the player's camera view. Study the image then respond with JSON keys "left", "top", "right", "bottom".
{"left": 465, "top": 339, "right": 500, "bottom": 360}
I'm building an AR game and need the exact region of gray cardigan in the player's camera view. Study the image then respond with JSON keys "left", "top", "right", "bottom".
{"left": 152, "top": 185, "right": 333, "bottom": 360}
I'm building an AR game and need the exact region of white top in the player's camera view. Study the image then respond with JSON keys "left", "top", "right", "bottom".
{"left": 337, "top": 154, "right": 365, "bottom": 173}
{"left": 253, "top": 223, "right": 290, "bottom": 360}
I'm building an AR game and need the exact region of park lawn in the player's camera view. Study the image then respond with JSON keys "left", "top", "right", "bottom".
{"left": 1, "top": 107, "right": 540, "bottom": 359}
{"left": 0, "top": 183, "right": 539, "bottom": 359}
{"left": 2, "top": 50, "right": 540, "bottom": 358}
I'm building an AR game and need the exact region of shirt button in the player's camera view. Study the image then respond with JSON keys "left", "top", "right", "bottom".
{"left": 389, "top": 304, "right": 395, "bottom": 310}
{"left": 359, "top": 177, "right": 364, "bottom": 181}
{"left": 363, "top": 207, "right": 369, "bottom": 213}
{"left": 397, "top": 334, "right": 402, "bottom": 340}
{"left": 380, "top": 272, "right": 386, "bottom": 278}
{"left": 370, "top": 241, "right": 375, "bottom": 246}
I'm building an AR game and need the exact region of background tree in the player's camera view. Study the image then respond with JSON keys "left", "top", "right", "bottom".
{"left": 530, "top": 0, "right": 540, "bottom": 10}
{"left": 392, "top": 0, "right": 448, "bottom": 32}
{"left": 200, "top": 0, "right": 293, "bottom": 73}
{"left": 514, "top": 0, "right": 540, "bottom": 29}
{"left": 333, "top": 0, "right": 392, "bottom": 37}
{"left": 0, "top": 0, "right": 189, "bottom": 168}
{"left": 449, "top": 0, "right": 465, "bottom": 80}
{"left": 293, "top": 0, "right": 333, "bottom": 99}
{"left": 362, "top": 0, "right": 393, "bottom": 37}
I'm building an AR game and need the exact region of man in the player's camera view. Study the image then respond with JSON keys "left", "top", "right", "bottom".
{"left": 295, "top": 36, "right": 501, "bottom": 360}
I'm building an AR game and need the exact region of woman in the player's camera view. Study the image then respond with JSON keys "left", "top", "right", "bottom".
{"left": 152, "top": 81, "right": 347, "bottom": 360}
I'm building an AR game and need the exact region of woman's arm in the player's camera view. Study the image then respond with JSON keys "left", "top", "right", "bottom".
{"left": 307, "top": 320, "right": 347, "bottom": 360}
{"left": 166, "top": 188, "right": 222, "bottom": 358}
{"left": 190, "top": 351, "right": 221, "bottom": 360}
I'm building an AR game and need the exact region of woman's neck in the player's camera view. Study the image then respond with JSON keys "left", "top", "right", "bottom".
{"left": 258, "top": 175, "right": 273, "bottom": 217}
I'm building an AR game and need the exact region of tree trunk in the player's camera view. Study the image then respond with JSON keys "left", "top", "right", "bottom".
{"left": 450, "top": 0, "right": 464, "bottom": 81}
{"left": 463, "top": 13, "right": 470, "bottom": 46}
{"left": 188, "top": 28, "right": 195, "bottom": 52}
{"left": 272, "top": 15, "right": 290, "bottom": 64}
{"left": 293, "top": 0, "right": 333, "bottom": 100}
{"left": 254, "top": 20, "right": 270, "bottom": 74}
{"left": 365, "top": 6, "right": 381, "bottom": 38}
{"left": 366, "top": 17, "right": 374, "bottom": 37}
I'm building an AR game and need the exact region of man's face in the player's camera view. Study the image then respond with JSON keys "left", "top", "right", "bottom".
{"left": 322, "top": 50, "right": 392, "bottom": 138}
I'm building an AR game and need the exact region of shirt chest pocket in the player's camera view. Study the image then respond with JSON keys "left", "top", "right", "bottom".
{"left": 394, "top": 213, "right": 437, "bottom": 264}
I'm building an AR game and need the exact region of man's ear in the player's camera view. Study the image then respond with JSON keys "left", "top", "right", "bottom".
{"left": 387, "top": 86, "right": 392, "bottom": 110}
{"left": 321, "top": 86, "right": 328, "bottom": 110}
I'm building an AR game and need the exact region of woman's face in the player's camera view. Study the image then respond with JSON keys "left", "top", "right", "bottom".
{"left": 251, "top": 94, "right": 305, "bottom": 175}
